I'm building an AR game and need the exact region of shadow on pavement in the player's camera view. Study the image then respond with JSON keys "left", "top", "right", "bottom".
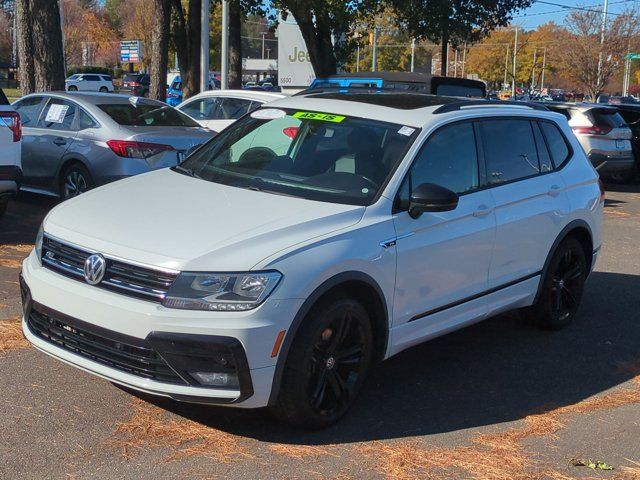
{"left": 0, "top": 192, "right": 57, "bottom": 245}
{"left": 135, "top": 270, "right": 640, "bottom": 445}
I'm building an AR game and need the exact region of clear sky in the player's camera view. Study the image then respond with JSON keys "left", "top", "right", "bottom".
{"left": 514, "top": 0, "right": 638, "bottom": 30}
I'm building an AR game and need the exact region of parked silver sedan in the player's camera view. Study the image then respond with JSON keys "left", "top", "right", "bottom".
{"left": 13, "top": 92, "right": 214, "bottom": 199}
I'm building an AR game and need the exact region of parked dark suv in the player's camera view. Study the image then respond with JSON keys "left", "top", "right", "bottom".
{"left": 119, "top": 74, "right": 150, "bottom": 97}
{"left": 608, "top": 104, "right": 640, "bottom": 183}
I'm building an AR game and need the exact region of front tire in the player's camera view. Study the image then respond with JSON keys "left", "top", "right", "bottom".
{"left": 271, "top": 297, "right": 374, "bottom": 429}
{"left": 60, "top": 164, "right": 94, "bottom": 200}
{"left": 68, "top": 85, "right": 78, "bottom": 91}
{"left": 525, "top": 237, "right": 587, "bottom": 330}
{"left": 99, "top": 86, "right": 108, "bottom": 93}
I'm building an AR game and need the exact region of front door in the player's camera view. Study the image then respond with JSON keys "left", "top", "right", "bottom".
{"left": 391, "top": 121, "right": 496, "bottom": 354}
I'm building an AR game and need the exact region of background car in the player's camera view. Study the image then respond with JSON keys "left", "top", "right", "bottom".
{"left": 542, "top": 103, "right": 634, "bottom": 179}
{"left": 176, "top": 89, "right": 286, "bottom": 132}
{"left": 119, "top": 73, "right": 150, "bottom": 97}
{"left": 608, "top": 104, "right": 640, "bottom": 183}
{"left": 65, "top": 74, "right": 114, "bottom": 93}
{"left": 165, "top": 74, "right": 220, "bottom": 107}
{"left": 0, "top": 86, "right": 22, "bottom": 219}
{"left": 12, "top": 92, "right": 213, "bottom": 200}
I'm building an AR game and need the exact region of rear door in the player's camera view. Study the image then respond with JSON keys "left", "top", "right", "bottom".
{"left": 22, "top": 97, "right": 78, "bottom": 187}
{"left": 481, "top": 118, "right": 571, "bottom": 294}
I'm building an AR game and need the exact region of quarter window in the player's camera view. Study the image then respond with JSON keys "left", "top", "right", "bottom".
{"left": 532, "top": 122, "right": 553, "bottom": 172}
{"left": 539, "top": 121, "right": 570, "bottom": 167}
{"left": 397, "top": 122, "right": 479, "bottom": 209}
{"left": 480, "top": 119, "right": 540, "bottom": 184}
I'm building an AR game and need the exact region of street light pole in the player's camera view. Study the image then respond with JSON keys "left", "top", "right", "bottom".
{"left": 221, "top": 0, "right": 229, "bottom": 89}
{"left": 410, "top": 38, "right": 415, "bottom": 72}
{"left": 371, "top": 27, "right": 378, "bottom": 72}
{"left": 541, "top": 47, "right": 546, "bottom": 90}
{"left": 512, "top": 27, "right": 518, "bottom": 97}
{"left": 504, "top": 44, "right": 509, "bottom": 90}
{"left": 597, "top": 0, "right": 609, "bottom": 91}
{"left": 200, "top": 0, "right": 210, "bottom": 92}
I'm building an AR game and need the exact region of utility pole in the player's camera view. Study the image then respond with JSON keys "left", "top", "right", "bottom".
{"left": 512, "top": 27, "right": 518, "bottom": 97}
{"left": 221, "top": 0, "right": 229, "bottom": 89}
{"left": 200, "top": 0, "right": 210, "bottom": 92}
{"left": 504, "top": 45, "right": 510, "bottom": 90}
{"left": 371, "top": 27, "right": 378, "bottom": 72}
{"left": 461, "top": 42, "right": 467, "bottom": 78}
{"left": 597, "top": 0, "right": 609, "bottom": 92}
{"left": 356, "top": 46, "right": 360, "bottom": 72}
{"left": 260, "top": 32, "right": 267, "bottom": 59}
{"left": 531, "top": 48, "right": 537, "bottom": 90}
{"left": 410, "top": 38, "right": 415, "bottom": 72}
{"left": 541, "top": 47, "right": 547, "bottom": 90}
{"left": 454, "top": 48, "right": 458, "bottom": 77}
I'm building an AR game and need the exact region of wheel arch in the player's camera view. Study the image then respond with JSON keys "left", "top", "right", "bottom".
{"left": 267, "top": 271, "right": 390, "bottom": 406}
{"left": 534, "top": 219, "right": 594, "bottom": 303}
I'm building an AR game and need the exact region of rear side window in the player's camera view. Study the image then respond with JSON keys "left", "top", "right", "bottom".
{"left": 217, "top": 97, "right": 254, "bottom": 119}
{"left": 539, "top": 121, "right": 571, "bottom": 168}
{"left": 589, "top": 109, "right": 626, "bottom": 128}
{"left": 100, "top": 75, "right": 112, "bottom": 82}
{"left": 37, "top": 98, "right": 77, "bottom": 130}
{"left": 180, "top": 98, "right": 218, "bottom": 120}
{"left": 532, "top": 123, "right": 553, "bottom": 172}
{"left": 84, "top": 75, "right": 101, "bottom": 82}
{"left": 480, "top": 119, "right": 540, "bottom": 184}
{"left": 97, "top": 103, "right": 199, "bottom": 127}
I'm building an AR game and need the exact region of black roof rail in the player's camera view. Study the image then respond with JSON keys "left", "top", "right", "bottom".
{"left": 433, "top": 100, "right": 549, "bottom": 114}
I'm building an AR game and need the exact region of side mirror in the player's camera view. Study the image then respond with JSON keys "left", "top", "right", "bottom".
{"left": 409, "top": 183, "right": 459, "bottom": 219}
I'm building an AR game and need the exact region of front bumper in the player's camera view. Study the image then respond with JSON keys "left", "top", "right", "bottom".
{"left": 20, "top": 252, "right": 303, "bottom": 407}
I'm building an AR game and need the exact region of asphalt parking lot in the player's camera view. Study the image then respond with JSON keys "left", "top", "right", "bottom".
{"left": 1, "top": 187, "right": 640, "bottom": 480}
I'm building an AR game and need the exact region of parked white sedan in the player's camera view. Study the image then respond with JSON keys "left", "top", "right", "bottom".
{"left": 65, "top": 74, "right": 115, "bottom": 93}
{"left": 177, "top": 89, "right": 285, "bottom": 132}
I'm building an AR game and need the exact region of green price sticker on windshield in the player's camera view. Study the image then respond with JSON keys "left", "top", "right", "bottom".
{"left": 293, "top": 111, "right": 345, "bottom": 123}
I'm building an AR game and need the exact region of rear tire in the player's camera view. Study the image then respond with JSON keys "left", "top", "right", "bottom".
{"left": 99, "top": 86, "right": 108, "bottom": 93}
{"left": 68, "top": 85, "right": 78, "bottom": 91}
{"left": 0, "top": 198, "right": 7, "bottom": 220}
{"left": 60, "top": 164, "right": 94, "bottom": 200}
{"left": 271, "top": 297, "right": 374, "bottom": 429}
{"left": 524, "top": 237, "right": 587, "bottom": 330}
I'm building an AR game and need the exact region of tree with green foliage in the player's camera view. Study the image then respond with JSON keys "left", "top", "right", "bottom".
{"left": 388, "top": 0, "right": 533, "bottom": 75}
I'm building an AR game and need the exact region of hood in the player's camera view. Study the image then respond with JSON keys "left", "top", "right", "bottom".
{"left": 44, "top": 169, "right": 365, "bottom": 271}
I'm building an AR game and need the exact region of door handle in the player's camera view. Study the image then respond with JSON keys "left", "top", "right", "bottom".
{"left": 473, "top": 204, "right": 493, "bottom": 218}
{"left": 53, "top": 137, "right": 67, "bottom": 146}
{"left": 547, "top": 185, "right": 562, "bottom": 197}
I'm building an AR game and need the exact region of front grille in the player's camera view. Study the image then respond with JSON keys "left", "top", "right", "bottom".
{"left": 42, "top": 236, "right": 178, "bottom": 302}
{"left": 26, "top": 306, "right": 186, "bottom": 385}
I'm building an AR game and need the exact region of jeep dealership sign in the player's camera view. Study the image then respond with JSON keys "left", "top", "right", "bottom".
{"left": 277, "top": 15, "right": 316, "bottom": 88}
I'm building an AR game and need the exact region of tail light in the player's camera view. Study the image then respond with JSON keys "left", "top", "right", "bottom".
{"left": 572, "top": 124, "right": 612, "bottom": 135}
{"left": 282, "top": 126, "right": 299, "bottom": 139}
{"left": 107, "top": 140, "right": 174, "bottom": 159}
{"left": 0, "top": 111, "right": 22, "bottom": 142}
{"left": 598, "top": 178, "right": 606, "bottom": 202}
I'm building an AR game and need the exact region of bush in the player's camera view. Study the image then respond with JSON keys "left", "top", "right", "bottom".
{"left": 67, "top": 66, "right": 116, "bottom": 77}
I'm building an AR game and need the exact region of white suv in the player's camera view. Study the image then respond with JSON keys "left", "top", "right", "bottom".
{"left": 21, "top": 93, "right": 603, "bottom": 428}
{"left": 65, "top": 74, "right": 114, "bottom": 93}
{"left": 0, "top": 86, "right": 22, "bottom": 220}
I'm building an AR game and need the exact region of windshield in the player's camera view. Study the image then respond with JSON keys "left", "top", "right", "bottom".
{"left": 177, "top": 108, "right": 418, "bottom": 205}
{"left": 97, "top": 103, "right": 200, "bottom": 127}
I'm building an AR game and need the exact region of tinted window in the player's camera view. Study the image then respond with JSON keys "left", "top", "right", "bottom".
{"left": 180, "top": 98, "right": 219, "bottom": 120}
{"left": 78, "top": 109, "right": 97, "bottom": 129}
{"left": 618, "top": 109, "right": 640, "bottom": 124}
{"left": 480, "top": 119, "right": 540, "bottom": 184}
{"left": 532, "top": 122, "right": 553, "bottom": 172}
{"left": 97, "top": 102, "right": 199, "bottom": 127}
{"left": 37, "top": 98, "right": 77, "bottom": 130}
{"left": 123, "top": 74, "right": 142, "bottom": 83}
{"left": 217, "top": 97, "right": 253, "bottom": 119}
{"left": 84, "top": 75, "right": 101, "bottom": 82}
{"left": 14, "top": 96, "right": 44, "bottom": 126}
{"left": 539, "top": 121, "right": 570, "bottom": 167}
{"left": 397, "top": 122, "right": 478, "bottom": 209}
{"left": 434, "top": 84, "right": 484, "bottom": 98}
{"left": 101, "top": 75, "right": 112, "bottom": 82}
{"left": 589, "top": 109, "right": 626, "bottom": 128}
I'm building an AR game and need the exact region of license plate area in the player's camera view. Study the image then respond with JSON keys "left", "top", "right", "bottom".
{"left": 616, "top": 139, "right": 625, "bottom": 149}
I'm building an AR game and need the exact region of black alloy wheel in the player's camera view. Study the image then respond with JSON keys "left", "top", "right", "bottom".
{"left": 526, "top": 237, "right": 587, "bottom": 330}
{"left": 272, "top": 298, "right": 373, "bottom": 429}
{"left": 61, "top": 164, "right": 94, "bottom": 200}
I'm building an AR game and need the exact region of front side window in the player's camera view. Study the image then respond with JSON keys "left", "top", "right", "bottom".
{"left": 37, "top": 98, "right": 77, "bottom": 130}
{"left": 14, "top": 96, "right": 44, "bottom": 126}
{"left": 180, "top": 98, "right": 219, "bottom": 120}
{"left": 97, "top": 102, "right": 199, "bottom": 127}
{"left": 480, "top": 119, "right": 540, "bottom": 184}
{"left": 396, "top": 122, "right": 478, "bottom": 210}
{"left": 217, "top": 97, "right": 254, "bottom": 119}
{"left": 178, "top": 108, "right": 418, "bottom": 205}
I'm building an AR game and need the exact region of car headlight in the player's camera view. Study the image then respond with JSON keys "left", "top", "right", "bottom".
{"left": 35, "top": 223, "right": 44, "bottom": 262}
{"left": 162, "top": 271, "right": 282, "bottom": 311}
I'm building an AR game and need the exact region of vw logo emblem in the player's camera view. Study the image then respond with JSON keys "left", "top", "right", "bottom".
{"left": 83, "top": 254, "right": 106, "bottom": 285}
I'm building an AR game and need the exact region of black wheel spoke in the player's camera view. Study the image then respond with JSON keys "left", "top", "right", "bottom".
{"left": 310, "top": 369, "right": 328, "bottom": 409}
{"left": 561, "top": 286, "right": 577, "bottom": 307}
{"left": 552, "top": 285, "right": 563, "bottom": 313}
{"left": 327, "top": 369, "right": 348, "bottom": 400}
{"left": 335, "top": 344, "right": 364, "bottom": 365}
{"left": 327, "top": 312, "right": 352, "bottom": 354}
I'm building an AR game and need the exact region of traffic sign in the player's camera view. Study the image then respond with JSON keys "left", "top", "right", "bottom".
{"left": 120, "top": 40, "right": 143, "bottom": 64}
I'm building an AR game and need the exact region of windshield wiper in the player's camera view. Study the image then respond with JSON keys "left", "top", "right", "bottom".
{"left": 172, "top": 165, "right": 201, "bottom": 179}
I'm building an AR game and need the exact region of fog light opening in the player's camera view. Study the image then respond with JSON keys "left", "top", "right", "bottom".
{"left": 190, "top": 371, "right": 239, "bottom": 388}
